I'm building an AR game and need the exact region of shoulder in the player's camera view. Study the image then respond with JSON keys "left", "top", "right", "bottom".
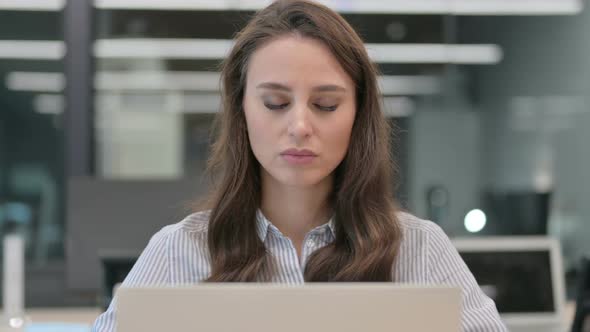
{"left": 396, "top": 211, "right": 456, "bottom": 252}
{"left": 394, "top": 211, "right": 457, "bottom": 279}
{"left": 145, "top": 210, "right": 211, "bottom": 247}
{"left": 176, "top": 210, "right": 211, "bottom": 233}
{"left": 396, "top": 210, "right": 447, "bottom": 239}
{"left": 394, "top": 213, "right": 507, "bottom": 329}
{"left": 395, "top": 211, "right": 470, "bottom": 281}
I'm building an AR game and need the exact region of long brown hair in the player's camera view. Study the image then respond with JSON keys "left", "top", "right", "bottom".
{"left": 203, "top": 0, "right": 402, "bottom": 282}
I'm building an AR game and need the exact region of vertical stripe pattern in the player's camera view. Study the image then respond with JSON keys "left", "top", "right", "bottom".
{"left": 92, "top": 211, "right": 507, "bottom": 332}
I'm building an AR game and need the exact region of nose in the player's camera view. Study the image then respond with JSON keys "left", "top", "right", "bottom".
{"left": 287, "top": 103, "right": 313, "bottom": 142}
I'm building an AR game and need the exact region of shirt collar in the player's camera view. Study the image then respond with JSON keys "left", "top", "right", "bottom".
{"left": 255, "top": 209, "right": 271, "bottom": 242}
{"left": 255, "top": 209, "right": 336, "bottom": 242}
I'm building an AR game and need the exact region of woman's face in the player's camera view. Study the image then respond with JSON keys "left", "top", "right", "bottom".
{"left": 243, "top": 35, "right": 356, "bottom": 188}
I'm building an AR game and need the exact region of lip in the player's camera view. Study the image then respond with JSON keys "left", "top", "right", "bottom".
{"left": 280, "top": 148, "right": 317, "bottom": 157}
{"left": 280, "top": 148, "right": 317, "bottom": 165}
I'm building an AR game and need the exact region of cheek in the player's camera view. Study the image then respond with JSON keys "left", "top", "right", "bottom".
{"left": 324, "top": 112, "right": 355, "bottom": 160}
{"left": 244, "top": 101, "right": 274, "bottom": 160}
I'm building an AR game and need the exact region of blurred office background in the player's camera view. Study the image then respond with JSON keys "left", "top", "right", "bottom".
{"left": 0, "top": 0, "right": 589, "bottom": 310}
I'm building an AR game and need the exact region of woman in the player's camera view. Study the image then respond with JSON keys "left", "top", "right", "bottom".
{"left": 93, "top": 0, "right": 507, "bottom": 331}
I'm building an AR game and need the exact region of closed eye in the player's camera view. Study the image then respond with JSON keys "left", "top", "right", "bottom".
{"left": 314, "top": 104, "right": 338, "bottom": 112}
{"left": 265, "top": 102, "right": 290, "bottom": 110}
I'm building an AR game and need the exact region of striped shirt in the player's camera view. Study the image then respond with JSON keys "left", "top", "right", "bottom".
{"left": 92, "top": 210, "right": 508, "bottom": 332}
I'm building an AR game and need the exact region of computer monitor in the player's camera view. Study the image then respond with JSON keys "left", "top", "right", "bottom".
{"left": 453, "top": 237, "right": 566, "bottom": 331}
{"left": 482, "top": 191, "right": 551, "bottom": 235}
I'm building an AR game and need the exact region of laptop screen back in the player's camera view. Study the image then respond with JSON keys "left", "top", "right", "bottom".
{"left": 116, "top": 285, "right": 462, "bottom": 332}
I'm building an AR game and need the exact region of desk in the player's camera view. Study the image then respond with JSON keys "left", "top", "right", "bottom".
{"left": 19, "top": 308, "right": 100, "bottom": 325}
{"left": 13, "top": 302, "right": 580, "bottom": 327}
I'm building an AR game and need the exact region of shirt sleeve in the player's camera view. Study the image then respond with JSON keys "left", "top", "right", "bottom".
{"left": 92, "top": 226, "right": 172, "bottom": 332}
{"left": 427, "top": 223, "right": 508, "bottom": 332}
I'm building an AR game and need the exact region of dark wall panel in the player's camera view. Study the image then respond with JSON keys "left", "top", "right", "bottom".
{"left": 66, "top": 177, "right": 207, "bottom": 291}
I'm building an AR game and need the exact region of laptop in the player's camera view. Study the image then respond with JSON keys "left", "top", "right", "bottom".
{"left": 116, "top": 284, "right": 461, "bottom": 332}
{"left": 453, "top": 236, "right": 567, "bottom": 332}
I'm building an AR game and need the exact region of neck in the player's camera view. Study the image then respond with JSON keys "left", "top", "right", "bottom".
{"left": 260, "top": 172, "right": 333, "bottom": 245}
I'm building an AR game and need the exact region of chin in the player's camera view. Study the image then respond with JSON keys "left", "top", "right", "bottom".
{"left": 275, "top": 171, "right": 329, "bottom": 188}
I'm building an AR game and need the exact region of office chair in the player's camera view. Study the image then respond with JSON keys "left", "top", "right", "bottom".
{"left": 572, "top": 257, "right": 590, "bottom": 332}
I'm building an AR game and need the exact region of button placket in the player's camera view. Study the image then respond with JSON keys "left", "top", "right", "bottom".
{"left": 300, "top": 234, "right": 318, "bottom": 270}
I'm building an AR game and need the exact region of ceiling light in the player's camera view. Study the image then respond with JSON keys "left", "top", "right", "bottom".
{"left": 6, "top": 72, "right": 65, "bottom": 92}
{"left": 95, "top": 38, "right": 502, "bottom": 64}
{"left": 94, "top": 0, "right": 582, "bottom": 15}
{"left": 7, "top": 70, "right": 442, "bottom": 96}
{"left": 383, "top": 97, "right": 415, "bottom": 117}
{"left": 94, "top": 39, "right": 232, "bottom": 60}
{"left": 366, "top": 44, "right": 502, "bottom": 64}
{"left": 95, "top": 71, "right": 221, "bottom": 91}
{"left": 0, "top": 40, "right": 65, "bottom": 60}
{"left": 379, "top": 75, "right": 441, "bottom": 95}
{"left": 0, "top": 0, "right": 64, "bottom": 11}
{"left": 33, "top": 94, "right": 64, "bottom": 114}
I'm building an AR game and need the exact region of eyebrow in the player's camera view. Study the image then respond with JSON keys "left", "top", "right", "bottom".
{"left": 256, "top": 82, "right": 347, "bottom": 93}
